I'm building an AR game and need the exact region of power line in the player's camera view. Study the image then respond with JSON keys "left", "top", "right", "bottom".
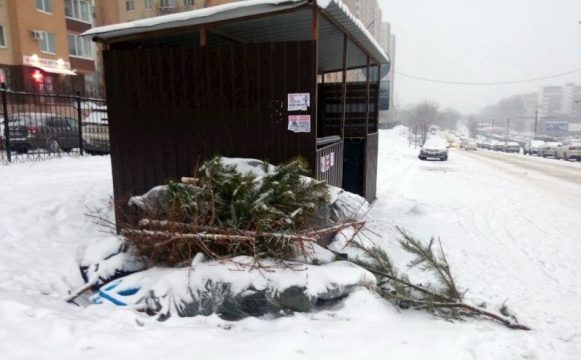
{"left": 395, "top": 67, "right": 581, "bottom": 85}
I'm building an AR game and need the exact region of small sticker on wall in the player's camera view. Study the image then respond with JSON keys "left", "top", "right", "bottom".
{"left": 288, "top": 115, "right": 311, "bottom": 133}
{"left": 320, "top": 152, "right": 335, "bottom": 173}
{"left": 288, "top": 93, "right": 310, "bottom": 111}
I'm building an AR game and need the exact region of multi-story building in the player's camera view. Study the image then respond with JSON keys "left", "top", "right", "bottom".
{"left": 0, "top": 0, "right": 97, "bottom": 92}
{"left": 96, "top": 0, "right": 213, "bottom": 25}
{"left": 539, "top": 83, "right": 581, "bottom": 118}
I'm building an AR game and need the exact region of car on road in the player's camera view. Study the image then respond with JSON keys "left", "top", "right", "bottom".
{"left": 538, "top": 142, "right": 561, "bottom": 158}
{"left": 555, "top": 141, "right": 581, "bottom": 161}
{"left": 493, "top": 142, "right": 506, "bottom": 152}
{"left": 7, "top": 113, "right": 80, "bottom": 153}
{"left": 464, "top": 141, "right": 478, "bottom": 150}
{"left": 523, "top": 140, "right": 545, "bottom": 156}
{"left": 504, "top": 142, "right": 521, "bottom": 153}
{"left": 419, "top": 138, "right": 449, "bottom": 161}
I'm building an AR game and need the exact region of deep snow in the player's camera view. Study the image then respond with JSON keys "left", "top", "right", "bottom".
{"left": 0, "top": 129, "right": 580, "bottom": 359}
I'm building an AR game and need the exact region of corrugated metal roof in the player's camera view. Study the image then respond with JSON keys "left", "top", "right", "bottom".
{"left": 83, "top": 0, "right": 390, "bottom": 71}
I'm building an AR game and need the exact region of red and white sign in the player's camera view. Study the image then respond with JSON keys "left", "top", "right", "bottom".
{"left": 288, "top": 115, "right": 311, "bottom": 133}
{"left": 23, "top": 55, "right": 71, "bottom": 70}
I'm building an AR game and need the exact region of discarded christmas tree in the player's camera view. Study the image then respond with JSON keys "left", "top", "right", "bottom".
{"left": 122, "top": 157, "right": 359, "bottom": 266}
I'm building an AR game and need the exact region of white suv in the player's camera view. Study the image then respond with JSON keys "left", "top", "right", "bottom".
{"left": 555, "top": 141, "right": 581, "bottom": 161}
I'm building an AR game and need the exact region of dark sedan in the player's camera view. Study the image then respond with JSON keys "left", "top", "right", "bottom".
{"left": 8, "top": 113, "right": 79, "bottom": 153}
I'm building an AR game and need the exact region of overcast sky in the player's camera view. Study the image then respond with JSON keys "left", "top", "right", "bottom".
{"left": 378, "top": 0, "right": 581, "bottom": 114}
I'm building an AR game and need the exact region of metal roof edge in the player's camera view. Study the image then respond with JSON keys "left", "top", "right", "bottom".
{"left": 83, "top": 0, "right": 390, "bottom": 68}
{"left": 82, "top": 0, "right": 308, "bottom": 41}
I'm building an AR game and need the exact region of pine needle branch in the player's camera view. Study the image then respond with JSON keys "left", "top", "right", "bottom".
{"left": 346, "top": 226, "right": 531, "bottom": 331}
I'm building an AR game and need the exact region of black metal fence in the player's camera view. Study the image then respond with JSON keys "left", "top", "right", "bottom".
{"left": 0, "top": 85, "right": 108, "bottom": 165}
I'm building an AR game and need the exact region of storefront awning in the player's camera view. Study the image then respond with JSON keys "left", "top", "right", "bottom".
{"left": 38, "top": 66, "right": 77, "bottom": 76}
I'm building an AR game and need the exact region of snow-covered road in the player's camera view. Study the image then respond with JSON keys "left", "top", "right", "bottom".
{"left": 372, "top": 128, "right": 581, "bottom": 358}
{"left": 0, "top": 128, "right": 580, "bottom": 359}
{"left": 463, "top": 149, "right": 581, "bottom": 186}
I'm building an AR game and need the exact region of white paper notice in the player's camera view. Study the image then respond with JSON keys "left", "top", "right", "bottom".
{"left": 288, "top": 115, "right": 311, "bottom": 133}
{"left": 288, "top": 93, "right": 310, "bottom": 111}
{"left": 320, "top": 152, "right": 336, "bottom": 173}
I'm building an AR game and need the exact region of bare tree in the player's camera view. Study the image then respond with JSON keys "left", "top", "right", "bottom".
{"left": 407, "top": 101, "right": 440, "bottom": 146}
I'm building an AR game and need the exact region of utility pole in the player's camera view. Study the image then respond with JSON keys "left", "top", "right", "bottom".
{"left": 506, "top": 118, "right": 510, "bottom": 140}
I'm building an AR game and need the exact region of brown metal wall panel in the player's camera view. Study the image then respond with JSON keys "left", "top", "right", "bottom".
{"left": 103, "top": 41, "right": 317, "bottom": 223}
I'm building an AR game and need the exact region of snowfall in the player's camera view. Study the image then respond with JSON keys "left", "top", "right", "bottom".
{"left": 1, "top": 127, "right": 580, "bottom": 359}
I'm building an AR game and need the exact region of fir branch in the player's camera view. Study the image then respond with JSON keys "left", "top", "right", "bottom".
{"left": 397, "top": 227, "right": 463, "bottom": 301}
{"left": 346, "top": 228, "right": 531, "bottom": 331}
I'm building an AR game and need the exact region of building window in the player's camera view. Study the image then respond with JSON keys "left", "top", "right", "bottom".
{"left": 39, "top": 32, "right": 56, "bottom": 54}
{"left": 145, "top": 0, "right": 153, "bottom": 10}
{"left": 65, "top": 0, "right": 93, "bottom": 24}
{"left": 36, "top": 0, "right": 53, "bottom": 13}
{"left": 126, "top": 0, "right": 135, "bottom": 11}
{"left": 160, "top": 0, "right": 177, "bottom": 8}
{"left": 68, "top": 34, "right": 93, "bottom": 59}
{"left": 0, "top": 25, "right": 6, "bottom": 48}
{"left": 184, "top": 0, "right": 195, "bottom": 7}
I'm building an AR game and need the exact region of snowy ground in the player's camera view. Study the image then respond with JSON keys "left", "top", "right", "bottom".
{"left": 1, "top": 129, "right": 580, "bottom": 359}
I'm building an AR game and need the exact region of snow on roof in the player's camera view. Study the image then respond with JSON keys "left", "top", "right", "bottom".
{"left": 82, "top": 0, "right": 389, "bottom": 67}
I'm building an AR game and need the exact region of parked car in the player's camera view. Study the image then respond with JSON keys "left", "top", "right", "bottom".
{"left": 480, "top": 142, "right": 491, "bottom": 150}
{"left": 555, "top": 141, "right": 581, "bottom": 161}
{"left": 504, "top": 142, "right": 520, "bottom": 153}
{"left": 538, "top": 142, "right": 561, "bottom": 158}
{"left": 7, "top": 113, "right": 79, "bottom": 153}
{"left": 419, "top": 138, "right": 449, "bottom": 161}
{"left": 493, "top": 142, "right": 506, "bottom": 152}
{"left": 523, "top": 140, "right": 545, "bottom": 156}
{"left": 82, "top": 107, "right": 110, "bottom": 154}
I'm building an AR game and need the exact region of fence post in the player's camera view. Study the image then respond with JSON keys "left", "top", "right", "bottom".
{"left": 1, "top": 83, "right": 11, "bottom": 163}
{"left": 76, "top": 91, "right": 84, "bottom": 156}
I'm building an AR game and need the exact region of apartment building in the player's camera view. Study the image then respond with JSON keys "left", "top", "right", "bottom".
{"left": 0, "top": 0, "right": 97, "bottom": 92}
{"left": 96, "top": 0, "right": 214, "bottom": 25}
{"left": 539, "top": 83, "right": 581, "bottom": 118}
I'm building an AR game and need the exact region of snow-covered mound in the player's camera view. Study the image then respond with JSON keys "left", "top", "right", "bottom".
{"left": 78, "top": 237, "right": 145, "bottom": 288}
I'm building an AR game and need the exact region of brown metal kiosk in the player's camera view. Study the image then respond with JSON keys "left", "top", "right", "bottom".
{"left": 83, "top": 0, "right": 390, "bottom": 224}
